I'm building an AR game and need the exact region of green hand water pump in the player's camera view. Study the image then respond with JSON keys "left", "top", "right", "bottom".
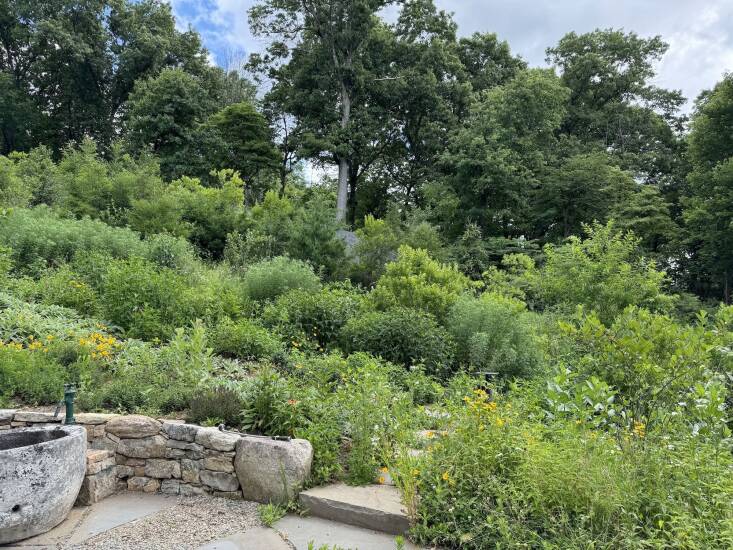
{"left": 54, "top": 384, "right": 77, "bottom": 425}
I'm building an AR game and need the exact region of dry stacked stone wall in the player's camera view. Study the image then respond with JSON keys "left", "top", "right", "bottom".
{"left": 0, "top": 410, "right": 313, "bottom": 504}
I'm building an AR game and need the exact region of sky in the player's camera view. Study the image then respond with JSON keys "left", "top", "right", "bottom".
{"left": 169, "top": 0, "right": 733, "bottom": 110}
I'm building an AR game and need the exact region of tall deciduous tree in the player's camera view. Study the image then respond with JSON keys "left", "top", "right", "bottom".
{"left": 534, "top": 152, "right": 635, "bottom": 239}
{"left": 682, "top": 75, "right": 733, "bottom": 302}
{"left": 204, "top": 102, "right": 281, "bottom": 201}
{"left": 443, "top": 68, "right": 570, "bottom": 237}
{"left": 249, "top": 0, "right": 397, "bottom": 222}
{"left": 125, "top": 68, "right": 215, "bottom": 181}
{"left": 546, "top": 29, "right": 685, "bottom": 184}
{"left": 0, "top": 0, "right": 245, "bottom": 155}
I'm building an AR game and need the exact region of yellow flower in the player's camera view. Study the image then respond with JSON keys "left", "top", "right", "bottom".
{"left": 632, "top": 421, "right": 646, "bottom": 438}
{"left": 411, "top": 469, "right": 420, "bottom": 477}
{"left": 379, "top": 466, "right": 389, "bottom": 473}
{"left": 442, "top": 471, "right": 450, "bottom": 481}
{"left": 495, "top": 418, "right": 505, "bottom": 428}
{"left": 425, "top": 430, "right": 435, "bottom": 439}
{"left": 377, "top": 476, "right": 385, "bottom": 484}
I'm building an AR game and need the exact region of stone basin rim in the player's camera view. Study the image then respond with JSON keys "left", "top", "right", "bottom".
{"left": 0, "top": 424, "right": 83, "bottom": 453}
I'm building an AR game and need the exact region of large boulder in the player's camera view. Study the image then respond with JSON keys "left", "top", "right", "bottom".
{"left": 105, "top": 415, "right": 161, "bottom": 439}
{"left": 234, "top": 437, "right": 312, "bottom": 504}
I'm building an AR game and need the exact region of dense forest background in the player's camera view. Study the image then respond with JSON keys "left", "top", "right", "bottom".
{"left": 0, "top": 0, "right": 731, "bottom": 304}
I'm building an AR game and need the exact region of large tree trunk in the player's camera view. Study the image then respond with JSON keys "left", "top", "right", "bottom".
{"left": 336, "top": 83, "right": 351, "bottom": 222}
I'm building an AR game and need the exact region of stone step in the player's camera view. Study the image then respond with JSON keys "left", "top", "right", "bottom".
{"left": 298, "top": 483, "right": 410, "bottom": 536}
{"left": 275, "top": 514, "right": 423, "bottom": 550}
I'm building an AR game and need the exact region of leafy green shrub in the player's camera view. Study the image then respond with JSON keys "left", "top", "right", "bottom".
{"left": 0, "top": 154, "right": 33, "bottom": 207}
{"left": 0, "top": 292, "right": 101, "bottom": 342}
{"left": 349, "top": 215, "right": 400, "bottom": 286}
{"left": 262, "top": 284, "right": 362, "bottom": 348}
{"left": 540, "top": 221, "right": 673, "bottom": 323}
{"left": 409, "top": 389, "right": 733, "bottom": 549}
{"left": 0, "top": 346, "right": 66, "bottom": 404}
{"left": 446, "top": 293, "right": 542, "bottom": 378}
{"left": 0, "top": 207, "right": 146, "bottom": 277}
{"left": 102, "top": 258, "right": 192, "bottom": 340}
{"left": 286, "top": 195, "right": 345, "bottom": 276}
{"left": 188, "top": 386, "right": 244, "bottom": 427}
{"left": 340, "top": 308, "right": 454, "bottom": 375}
{"left": 223, "top": 229, "right": 279, "bottom": 268}
{"left": 209, "top": 317, "right": 283, "bottom": 361}
{"left": 37, "top": 266, "right": 99, "bottom": 316}
{"left": 142, "top": 233, "right": 198, "bottom": 273}
{"left": 560, "top": 307, "right": 716, "bottom": 428}
{"left": 243, "top": 256, "right": 320, "bottom": 302}
{"left": 80, "top": 323, "right": 212, "bottom": 414}
{"left": 334, "top": 354, "right": 414, "bottom": 484}
{"left": 240, "top": 366, "right": 298, "bottom": 436}
{"left": 176, "top": 172, "right": 247, "bottom": 259}
{"left": 370, "top": 246, "right": 470, "bottom": 321}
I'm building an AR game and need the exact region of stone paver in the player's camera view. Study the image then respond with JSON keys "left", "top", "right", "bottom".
{"left": 69, "top": 492, "right": 176, "bottom": 544}
{"left": 198, "top": 527, "right": 292, "bottom": 550}
{"left": 299, "top": 483, "right": 410, "bottom": 535}
{"left": 275, "top": 515, "right": 421, "bottom": 550}
{"left": 9, "top": 492, "right": 176, "bottom": 548}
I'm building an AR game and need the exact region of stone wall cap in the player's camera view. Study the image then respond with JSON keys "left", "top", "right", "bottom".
{"left": 14, "top": 411, "right": 61, "bottom": 423}
{"left": 0, "top": 409, "right": 17, "bottom": 422}
{"left": 76, "top": 413, "right": 119, "bottom": 425}
{"left": 106, "top": 415, "right": 161, "bottom": 438}
{"left": 195, "top": 427, "right": 239, "bottom": 451}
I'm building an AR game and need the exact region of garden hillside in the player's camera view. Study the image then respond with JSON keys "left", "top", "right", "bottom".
{"left": 1, "top": 1, "right": 733, "bottom": 548}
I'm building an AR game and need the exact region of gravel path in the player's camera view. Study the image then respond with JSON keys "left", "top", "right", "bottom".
{"left": 77, "top": 496, "right": 262, "bottom": 550}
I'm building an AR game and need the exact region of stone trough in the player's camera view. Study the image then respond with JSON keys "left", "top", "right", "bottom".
{"left": 0, "top": 425, "right": 87, "bottom": 545}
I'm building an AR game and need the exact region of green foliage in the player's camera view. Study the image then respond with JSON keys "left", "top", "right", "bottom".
{"left": 204, "top": 101, "right": 280, "bottom": 193}
{"left": 371, "top": 246, "right": 470, "bottom": 321}
{"left": 210, "top": 317, "right": 284, "bottom": 361}
{"left": 101, "top": 258, "right": 193, "bottom": 340}
{"left": 287, "top": 195, "right": 346, "bottom": 276}
{"left": 559, "top": 307, "right": 720, "bottom": 429}
{"left": 444, "top": 68, "right": 570, "bottom": 235}
{"left": 241, "top": 366, "right": 298, "bottom": 436}
{"left": 159, "top": 172, "right": 245, "bottom": 259}
{"left": 407, "top": 390, "right": 733, "bottom": 549}
{"left": 0, "top": 207, "right": 145, "bottom": 277}
{"left": 243, "top": 256, "right": 321, "bottom": 302}
{"left": 350, "top": 215, "right": 400, "bottom": 286}
{"left": 446, "top": 293, "right": 542, "bottom": 378}
{"left": 534, "top": 152, "right": 635, "bottom": 239}
{"left": 125, "top": 68, "right": 217, "bottom": 181}
{"left": 263, "top": 285, "right": 362, "bottom": 349}
{"left": 81, "top": 322, "right": 213, "bottom": 414}
{"left": 683, "top": 75, "right": 733, "bottom": 301}
{"left": 258, "top": 503, "right": 287, "bottom": 527}
{"left": 37, "top": 266, "right": 100, "bottom": 317}
{"left": 341, "top": 308, "right": 454, "bottom": 376}
{"left": 188, "top": 386, "right": 244, "bottom": 427}
{"left": 0, "top": 154, "right": 33, "bottom": 207}
{"left": 539, "top": 221, "right": 673, "bottom": 323}
{"left": 0, "top": 345, "right": 66, "bottom": 405}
